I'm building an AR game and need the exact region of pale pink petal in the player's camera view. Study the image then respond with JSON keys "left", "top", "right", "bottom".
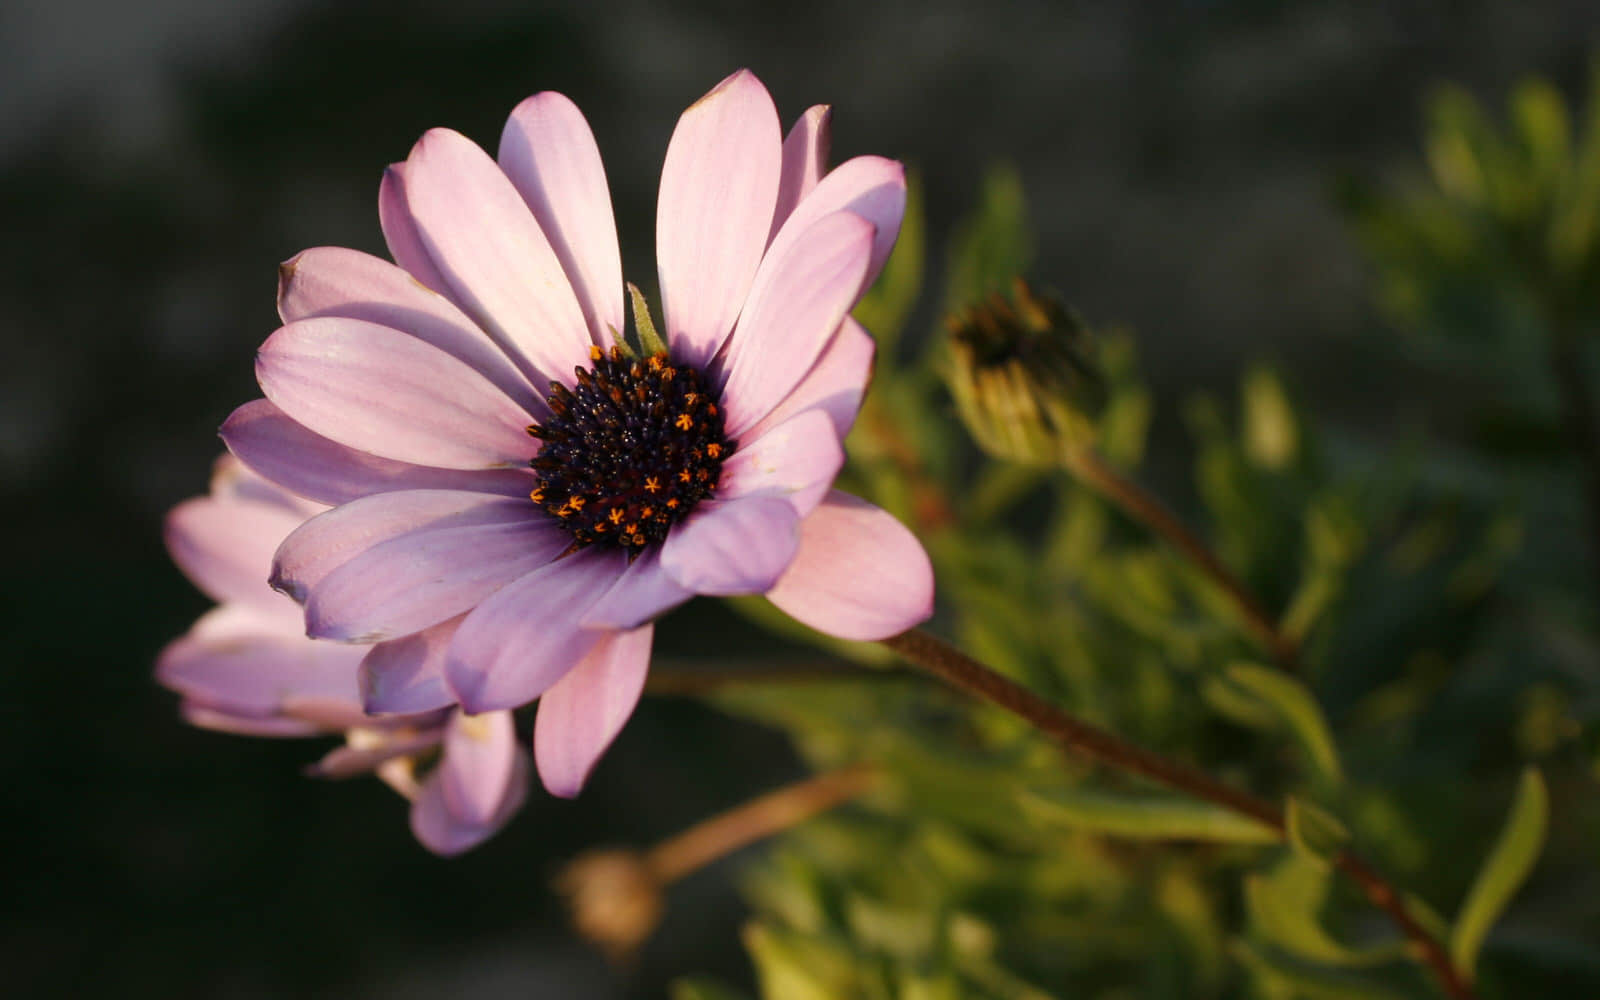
{"left": 770, "top": 104, "right": 832, "bottom": 241}
{"left": 166, "top": 496, "right": 307, "bottom": 611}
{"left": 310, "top": 730, "right": 444, "bottom": 779}
{"left": 299, "top": 502, "right": 568, "bottom": 643}
{"left": 717, "top": 409, "right": 843, "bottom": 516}
{"left": 446, "top": 548, "right": 628, "bottom": 712}
{"left": 499, "top": 92, "right": 623, "bottom": 346}
{"left": 439, "top": 710, "right": 519, "bottom": 826}
{"left": 534, "top": 625, "right": 654, "bottom": 797}
{"left": 718, "top": 212, "right": 876, "bottom": 436}
{"left": 272, "top": 490, "right": 541, "bottom": 604}
{"left": 660, "top": 495, "right": 800, "bottom": 596}
{"left": 580, "top": 549, "right": 691, "bottom": 630}
{"left": 207, "top": 453, "right": 322, "bottom": 519}
{"left": 402, "top": 127, "right": 593, "bottom": 388}
{"left": 743, "top": 317, "right": 875, "bottom": 443}
{"left": 411, "top": 745, "right": 531, "bottom": 856}
{"left": 359, "top": 615, "right": 463, "bottom": 714}
{"left": 379, "top": 163, "right": 451, "bottom": 294}
{"left": 655, "top": 69, "right": 782, "bottom": 367}
{"left": 764, "top": 155, "right": 905, "bottom": 292}
{"left": 157, "top": 629, "right": 365, "bottom": 717}
{"left": 222, "top": 399, "right": 535, "bottom": 508}
{"left": 257, "top": 317, "right": 536, "bottom": 471}
{"left": 180, "top": 702, "right": 324, "bottom": 737}
{"left": 765, "top": 490, "right": 934, "bottom": 640}
{"left": 277, "top": 246, "right": 541, "bottom": 414}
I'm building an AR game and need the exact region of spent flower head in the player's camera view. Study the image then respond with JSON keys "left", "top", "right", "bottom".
{"left": 218, "top": 69, "right": 935, "bottom": 798}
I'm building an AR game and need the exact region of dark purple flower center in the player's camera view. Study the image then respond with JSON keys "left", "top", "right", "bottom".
{"left": 528, "top": 345, "right": 733, "bottom": 552}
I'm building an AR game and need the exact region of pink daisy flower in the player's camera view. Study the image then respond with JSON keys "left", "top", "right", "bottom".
{"left": 221, "top": 69, "right": 935, "bottom": 798}
{"left": 159, "top": 456, "right": 529, "bottom": 855}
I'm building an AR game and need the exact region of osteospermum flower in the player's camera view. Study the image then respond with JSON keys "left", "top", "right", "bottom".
{"left": 159, "top": 456, "right": 528, "bottom": 855}
{"left": 221, "top": 69, "right": 935, "bottom": 798}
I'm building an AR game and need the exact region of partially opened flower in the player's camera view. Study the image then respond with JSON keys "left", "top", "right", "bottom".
{"left": 159, "top": 456, "right": 528, "bottom": 855}
{"left": 222, "top": 69, "right": 935, "bottom": 798}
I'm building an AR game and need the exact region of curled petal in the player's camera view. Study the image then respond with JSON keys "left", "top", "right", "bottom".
{"left": 770, "top": 104, "right": 833, "bottom": 241}
{"left": 411, "top": 741, "right": 531, "bottom": 856}
{"left": 660, "top": 495, "right": 800, "bottom": 596}
{"left": 440, "top": 710, "right": 520, "bottom": 827}
{"left": 765, "top": 491, "right": 934, "bottom": 640}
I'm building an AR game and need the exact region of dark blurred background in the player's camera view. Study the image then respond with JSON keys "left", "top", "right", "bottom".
{"left": 3, "top": 1, "right": 1598, "bottom": 996}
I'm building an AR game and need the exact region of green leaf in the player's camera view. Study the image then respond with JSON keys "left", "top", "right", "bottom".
{"left": 1451, "top": 768, "right": 1549, "bottom": 981}
{"left": 945, "top": 163, "right": 1032, "bottom": 311}
{"left": 1233, "top": 941, "right": 1410, "bottom": 1000}
{"left": 1246, "top": 853, "right": 1407, "bottom": 968}
{"left": 1019, "top": 785, "right": 1279, "bottom": 844}
{"left": 672, "top": 978, "right": 754, "bottom": 1000}
{"left": 1220, "top": 663, "right": 1344, "bottom": 787}
{"left": 628, "top": 282, "right": 668, "bottom": 356}
{"left": 1286, "top": 798, "right": 1351, "bottom": 869}
{"left": 1241, "top": 366, "right": 1298, "bottom": 470}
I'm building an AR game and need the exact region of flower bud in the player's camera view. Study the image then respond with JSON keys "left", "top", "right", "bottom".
{"left": 944, "top": 279, "right": 1104, "bottom": 464}
{"left": 554, "top": 848, "right": 665, "bottom": 962}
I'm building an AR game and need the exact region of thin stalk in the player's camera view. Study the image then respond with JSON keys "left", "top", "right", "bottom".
{"left": 646, "top": 765, "right": 879, "bottom": 883}
{"left": 1063, "top": 445, "right": 1302, "bottom": 672}
{"left": 880, "top": 628, "right": 1475, "bottom": 1000}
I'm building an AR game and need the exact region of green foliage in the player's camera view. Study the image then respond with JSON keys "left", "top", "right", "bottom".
{"left": 702, "top": 68, "right": 1600, "bottom": 998}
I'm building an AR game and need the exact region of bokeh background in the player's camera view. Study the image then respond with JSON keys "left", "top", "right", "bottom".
{"left": 4, "top": 1, "right": 1599, "bottom": 996}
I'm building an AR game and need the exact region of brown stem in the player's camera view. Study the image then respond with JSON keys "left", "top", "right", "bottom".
{"left": 645, "top": 765, "right": 879, "bottom": 883}
{"left": 1064, "top": 446, "right": 1302, "bottom": 672}
{"left": 880, "top": 628, "right": 1476, "bottom": 1000}
{"left": 1548, "top": 328, "right": 1600, "bottom": 596}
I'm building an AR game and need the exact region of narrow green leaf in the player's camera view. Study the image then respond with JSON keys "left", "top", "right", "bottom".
{"left": 672, "top": 978, "right": 754, "bottom": 1000}
{"left": 1242, "top": 366, "right": 1298, "bottom": 470}
{"left": 1286, "top": 799, "right": 1351, "bottom": 869}
{"left": 1450, "top": 768, "right": 1549, "bottom": 981}
{"left": 1222, "top": 663, "right": 1345, "bottom": 787}
{"left": 628, "top": 282, "right": 669, "bottom": 356}
{"left": 1019, "top": 785, "right": 1279, "bottom": 844}
{"left": 1246, "top": 853, "right": 1407, "bottom": 968}
{"left": 1233, "top": 941, "right": 1410, "bottom": 1000}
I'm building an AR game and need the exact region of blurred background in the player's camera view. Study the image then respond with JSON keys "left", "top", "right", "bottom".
{"left": 4, "top": 1, "right": 1600, "bottom": 996}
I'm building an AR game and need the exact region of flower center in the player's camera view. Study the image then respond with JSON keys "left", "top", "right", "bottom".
{"left": 529, "top": 345, "right": 733, "bottom": 552}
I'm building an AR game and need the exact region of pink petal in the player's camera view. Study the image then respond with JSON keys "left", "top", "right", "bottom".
{"left": 277, "top": 246, "right": 541, "bottom": 414}
{"left": 770, "top": 104, "right": 832, "bottom": 241}
{"left": 446, "top": 548, "right": 628, "bottom": 712}
{"left": 580, "top": 548, "right": 691, "bottom": 630}
{"left": 717, "top": 409, "right": 843, "bottom": 516}
{"left": 765, "top": 155, "right": 906, "bottom": 292}
{"left": 222, "top": 399, "right": 535, "bottom": 508}
{"left": 655, "top": 69, "right": 782, "bottom": 367}
{"left": 439, "top": 709, "right": 519, "bottom": 826}
{"left": 534, "top": 624, "right": 654, "bottom": 798}
{"left": 166, "top": 495, "right": 307, "bottom": 611}
{"left": 157, "top": 626, "right": 365, "bottom": 718}
{"left": 257, "top": 316, "right": 536, "bottom": 471}
{"left": 272, "top": 490, "right": 541, "bottom": 604}
{"left": 299, "top": 501, "right": 569, "bottom": 643}
{"left": 411, "top": 743, "right": 531, "bottom": 856}
{"left": 379, "top": 163, "right": 451, "bottom": 294}
{"left": 359, "top": 615, "right": 464, "bottom": 714}
{"left": 208, "top": 453, "right": 322, "bottom": 519}
{"left": 718, "top": 212, "right": 876, "bottom": 437}
{"left": 743, "top": 317, "right": 875, "bottom": 443}
{"left": 180, "top": 701, "right": 324, "bottom": 737}
{"left": 660, "top": 495, "right": 801, "bottom": 596}
{"left": 402, "top": 127, "right": 593, "bottom": 389}
{"left": 310, "top": 730, "right": 444, "bottom": 779}
{"left": 765, "top": 490, "right": 934, "bottom": 640}
{"left": 499, "top": 92, "right": 623, "bottom": 347}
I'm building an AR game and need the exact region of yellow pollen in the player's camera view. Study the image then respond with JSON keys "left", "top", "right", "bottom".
{"left": 568, "top": 496, "right": 586, "bottom": 510}
{"left": 706, "top": 403, "right": 718, "bottom": 416}
{"left": 706, "top": 443, "right": 722, "bottom": 458}
{"left": 647, "top": 355, "right": 663, "bottom": 370}
{"left": 530, "top": 488, "right": 546, "bottom": 503}
{"left": 662, "top": 366, "right": 677, "bottom": 379}
{"left": 594, "top": 521, "right": 608, "bottom": 532}
{"left": 675, "top": 413, "right": 694, "bottom": 431}
{"left": 644, "top": 477, "right": 661, "bottom": 493}
{"left": 640, "top": 506, "right": 654, "bottom": 518}
{"left": 588, "top": 344, "right": 603, "bottom": 360}
{"left": 609, "top": 508, "right": 625, "bottom": 524}
{"left": 666, "top": 498, "right": 680, "bottom": 509}
{"left": 555, "top": 504, "right": 573, "bottom": 518}
{"left": 684, "top": 392, "right": 699, "bottom": 406}
{"left": 678, "top": 469, "right": 692, "bottom": 483}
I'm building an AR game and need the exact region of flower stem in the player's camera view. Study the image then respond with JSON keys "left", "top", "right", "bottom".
{"left": 646, "top": 765, "right": 879, "bottom": 883}
{"left": 1063, "top": 445, "right": 1302, "bottom": 672}
{"left": 879, "top": 628, "right": 1476, "bottom": 1000}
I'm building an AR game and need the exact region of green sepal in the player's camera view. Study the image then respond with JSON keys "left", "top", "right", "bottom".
{"left": 629, "top": 282, "right": 669, "bottom": 356}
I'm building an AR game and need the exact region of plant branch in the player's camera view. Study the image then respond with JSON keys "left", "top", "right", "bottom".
{"left": 1064, "top": 445, "right": 1302, "bottom": 672}
{"left": 880, "top": 628, "right": 1475, "bottom": 1000}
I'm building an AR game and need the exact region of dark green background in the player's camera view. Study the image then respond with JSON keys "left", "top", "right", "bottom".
{"left": 3, "top": 1, "right": 1596, "bottom": 995}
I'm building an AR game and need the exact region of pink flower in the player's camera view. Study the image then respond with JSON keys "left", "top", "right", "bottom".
{"left": 222, "top": 69, "right": 935, "bottom": 798}
{"left": 159, "top": 456, "right": 529, "bottom": 855}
